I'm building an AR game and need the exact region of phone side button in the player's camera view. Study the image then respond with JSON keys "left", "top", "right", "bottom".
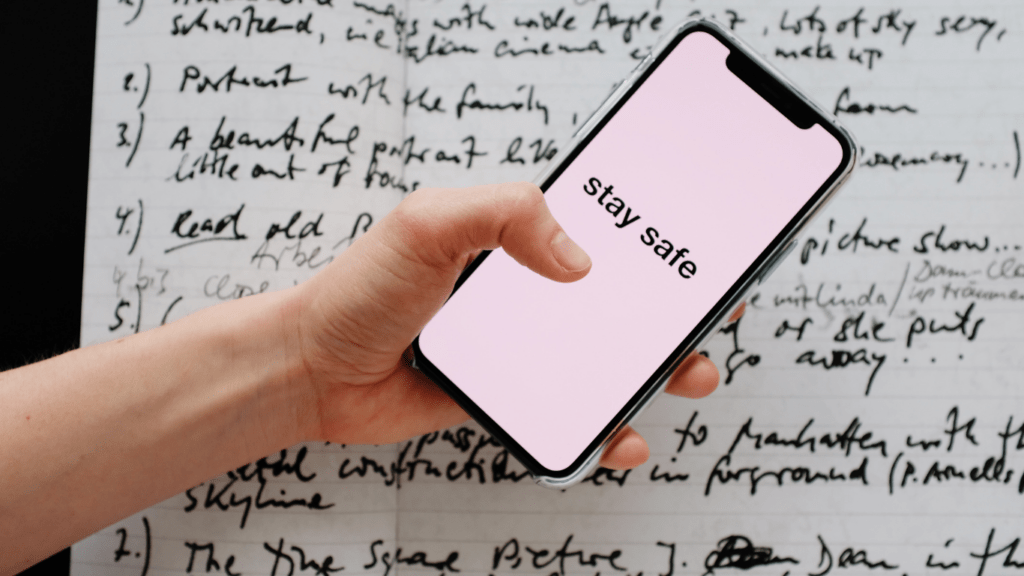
{"left": 572, "top": 85, "right": 622, "bottom": 139}
{"left": 758, "top": 240, "right": 797, "bottom": 285}
{"left": 632, "top": 52, "right": 653, "bottom": 73}
{"left": 572, "top": 102, "right": 606, "bottom": 139}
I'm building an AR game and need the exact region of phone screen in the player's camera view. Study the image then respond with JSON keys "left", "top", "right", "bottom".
{"left": 417, "top": 29, "right": 847, "bottom": 474}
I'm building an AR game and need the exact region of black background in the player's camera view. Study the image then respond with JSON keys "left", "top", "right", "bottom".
{"left": 5, "top": 1, "right": 98, "bottom": 574}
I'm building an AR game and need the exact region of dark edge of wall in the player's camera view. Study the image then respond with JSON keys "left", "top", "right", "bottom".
{"left": 5, "top": 1, "right": 98, "bottom": 574}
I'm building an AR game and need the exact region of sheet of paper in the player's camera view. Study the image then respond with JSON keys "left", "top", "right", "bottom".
{"left": 74, "top": 0, "right": 1022, "bottom": 575}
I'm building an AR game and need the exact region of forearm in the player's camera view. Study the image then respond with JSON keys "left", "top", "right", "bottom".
{"left": 0, "top": 288, "right": 314, "bottom": 572}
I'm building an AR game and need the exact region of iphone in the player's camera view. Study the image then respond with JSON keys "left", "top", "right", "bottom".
{"left": 413, "top": 19, "right": 857, "bottom": 487}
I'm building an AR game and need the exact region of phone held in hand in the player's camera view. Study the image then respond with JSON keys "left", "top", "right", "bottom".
{"left": 413, "top": 18, "right": 857, "bottom": 488}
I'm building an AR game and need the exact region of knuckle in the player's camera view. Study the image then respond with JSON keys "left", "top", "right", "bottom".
{"left": 401, "top": 186, "right": 440, "bottom": 212}
{"left": 500, "top": 181, "right": 545, "bottom": 217}
{"left": 391, "top": 189, "right": 440, "bottom": 238}
{"left": 390, "top": 187, "right": 468, "bottom": 266}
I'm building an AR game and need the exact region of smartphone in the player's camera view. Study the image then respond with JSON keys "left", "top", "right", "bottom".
{"left": 412, "top": 18, "right": 857, "bottom": 488}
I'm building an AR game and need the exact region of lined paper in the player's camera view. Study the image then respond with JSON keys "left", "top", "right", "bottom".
{"left": 74, "top": 1, "right": 1022, "bottom": 575}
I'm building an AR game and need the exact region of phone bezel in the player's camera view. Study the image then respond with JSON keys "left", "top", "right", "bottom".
{"left": 412, "top": 18, "right": 857, "bottom": 487}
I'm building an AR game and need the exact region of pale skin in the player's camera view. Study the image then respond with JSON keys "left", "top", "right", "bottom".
{"left": 0, "top": 182, "right": 740, "bottom": 573}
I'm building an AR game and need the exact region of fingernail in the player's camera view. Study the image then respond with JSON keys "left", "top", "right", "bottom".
{"left": 551, "top": 230, "right": 591, "bottom": 272}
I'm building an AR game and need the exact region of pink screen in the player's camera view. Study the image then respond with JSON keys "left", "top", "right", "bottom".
{"left": 418, "top": 31, "right": 844, "bottom": 472}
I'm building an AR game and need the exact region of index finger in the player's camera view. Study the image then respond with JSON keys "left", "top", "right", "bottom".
{"left": 664, "top": 353, "right": 720, "bottom": 398}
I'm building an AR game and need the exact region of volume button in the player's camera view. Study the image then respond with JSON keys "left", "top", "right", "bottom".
{"left": 632, "top": 52, "right": 653, "bottom": 73}
{"left": 573, "top": 91, "right": 615, "bottom": 139}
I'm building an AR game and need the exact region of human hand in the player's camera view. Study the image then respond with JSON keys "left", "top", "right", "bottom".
{"left": 0, "top": 181, "right": 735, "bottom": 568}
{"left": 293, "top": 182, "right": 737, "bottom": 470}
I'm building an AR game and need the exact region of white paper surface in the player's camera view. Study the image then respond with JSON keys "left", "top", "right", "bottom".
{"left": 74, "top": 1, "right": 1022, "bottom": 574}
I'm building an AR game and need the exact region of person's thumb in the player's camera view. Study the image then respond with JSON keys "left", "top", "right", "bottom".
{"left": 299, "top": 181, "right": 591, "bottom": 382}
{"left": 389, "top": 181, "right": 591, "bottom": 282}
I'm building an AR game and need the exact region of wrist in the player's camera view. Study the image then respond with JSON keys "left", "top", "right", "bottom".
{"left": 225, "top": 286, "right": 321, "bottom": 450}
{"left": 0, "top": 283, "right": 322, "bottom": 562}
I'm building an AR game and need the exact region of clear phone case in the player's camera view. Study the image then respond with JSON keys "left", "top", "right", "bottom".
{"left": 525, "top": 17, "right": 858, "bottom": 489}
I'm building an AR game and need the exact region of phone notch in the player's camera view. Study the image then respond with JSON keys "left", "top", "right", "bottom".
{"left": 725, "top": 49, "right": 815, "bottom": 130}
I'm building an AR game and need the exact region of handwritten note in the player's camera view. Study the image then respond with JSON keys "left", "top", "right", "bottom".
{"left": 73, "top": 1, "right": 1022, "bottom": 575}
